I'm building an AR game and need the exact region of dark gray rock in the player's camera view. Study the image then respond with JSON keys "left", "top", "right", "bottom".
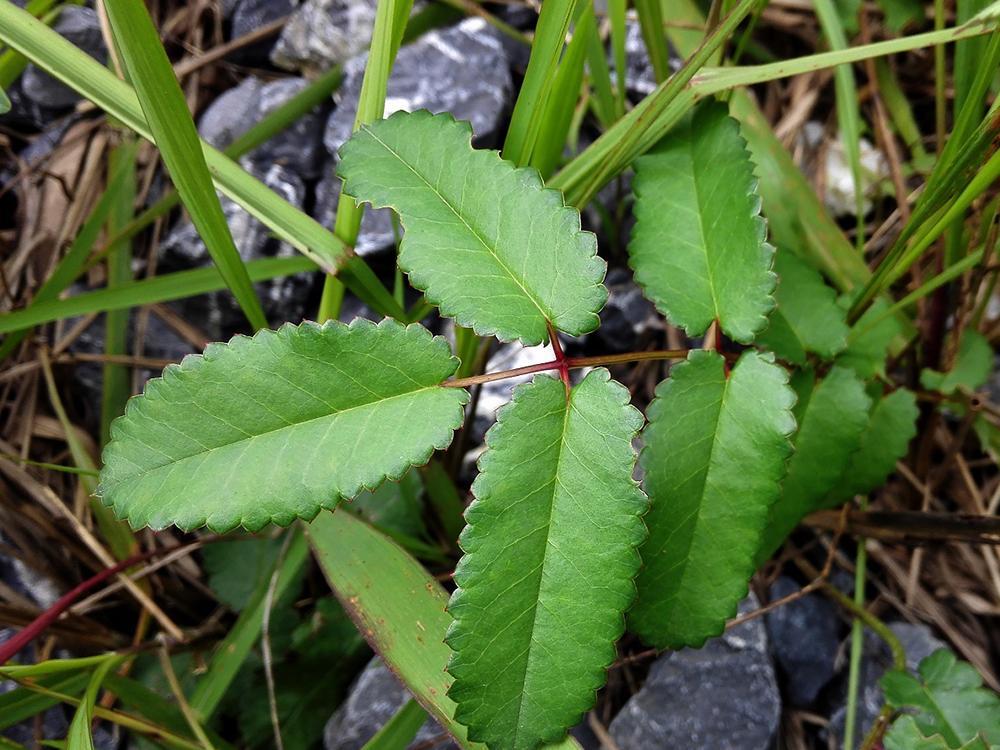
{"left": 609, "top": 594, "right": 781, "bottom": 750}
{"left": 160, "top": 163, "right": 316, "bottom": 337}
{"left": 828, "top": 622, "right": 947, "bottom": 747}
{"left": 323, "top": 19, "right": 511, "bottom": 159}
{"left": 313, "top": 170, "right": 398, "bottom": 257}
{"left": 0, "top": 81, "right": 65, "bottom": 130}
{"left": 22, "top": 7, "right": 106, "bottom": 109}
{"left": 324, "top": 658, "right": 455, "bottom": 750}
{"left": 229, "top": 0, "right": 293, "bottom": 62}
{"left": 596, "top": 268, "right": 661, "bottom": 352}
{"left": 765, "top": 576, "right": 842, "bottom": 706}
{"left": 272, "top": 0, "right": 379, "bottom": 75}
{"left": 198, "top": 76, "right": 328, "bottom": 179}
{"left": 620, "top": 20, "right": 681, "bottom": 97}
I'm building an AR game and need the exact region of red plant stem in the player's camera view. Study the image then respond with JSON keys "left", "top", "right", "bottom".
{"left": 440, "top": 348, "right": 698, "bottom": 389}
{"left": 547, "top": 323, "right": 571, "bottom": 390}
{"left": 0, "top": 542, "right": 196, "bottom": 665}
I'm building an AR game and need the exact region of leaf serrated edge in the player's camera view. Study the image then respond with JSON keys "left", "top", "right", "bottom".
{"left": 629, "top": 101, "right": 777, "bottom": 344}
{"left": 636, "top": 349, "right": 796, "bottom": 649}
{"left": 445, "top": 369, "right": 647, "bottom": 748}
{"left": 97, "top": 317, "right": 469, "bottom": 534}
{"left": 337, "top": 109, "right": 608, "bottom": 346}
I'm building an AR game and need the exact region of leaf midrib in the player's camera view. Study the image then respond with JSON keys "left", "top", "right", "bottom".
{"left": 104, "top": 386, "right": 441, "bottom": 489}
{"left": 686, "top": 118, "right": 723, "bottom": 326}
{"left": 511, "top": 390, "right": 572, "bottom": 746}
{"left": 646, "top": 368, "right": 730, "bottom": 606}
{"left": 361, "top": 124, "right": 554, "bottom": 326}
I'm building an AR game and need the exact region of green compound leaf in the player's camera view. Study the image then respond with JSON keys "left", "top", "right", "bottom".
{"left": 759, "top": 366, "right": 871, "bottom": 561}
{"left": 757, "top": 250, "right": 849, "bottom": 364}
{"left": 337, "top": 110, "right": 607, "bottom": 346}
{"left": 447, "top": 370, "right": 646, "bottom": 750}
{"left": 828, "top": 387, "right": 919, "bottom": 502}
{"left": 884, "top": 716, "right": 994, "bottom": 750}
{"left": 629, "top": 350, "right": 796, "bottom": 649}
{"left": 882, "top": 649, "right": 1000, "bottom": 748}
{"left": 921, "top": 330, "right": 993, "bottom": 395}
{"left": 98, "top": 319, "right": 469, "bottom": 533}
{"left": 629, "top": 99, "right": 776, "bottom": 343}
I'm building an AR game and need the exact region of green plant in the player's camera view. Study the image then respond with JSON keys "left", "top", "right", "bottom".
{"left": 94, "top": 105, "right": 923, "bottom": 748}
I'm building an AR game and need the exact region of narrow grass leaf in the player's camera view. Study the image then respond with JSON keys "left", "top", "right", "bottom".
{"left": 102, "top": 0, "right": 266, "bottom": 330}
{"left": 0, "top": 257, "right": 316, "bottom": 336}
{"left": 361, "top": 700, "right": 428, "bottom": 750}
{"left": 635, "top": 0, "right": 672, "bottom": 82}
{"left": 337, "top": 111, "right": 607, "bottom": 345}
{"left": 630, "top": 99, "right": 775, "bottom": 343}
{"left": 306, "top": 511, "right": 489, "bottom": 749}
{"left": 102, "top": 140, "right": 137, "bottom": 447}
{"left": 630, "top": 350, "right": 796, "bottom": 648}
{"left": 447, "top": 370, "right": 646, "bottom": 750}
{"left": 759, "top": 366, "right": 871, "bottom": 560}
{"left": 98, "top": 319, "right": 469, "bottom": 532}
{"left": 757, "top": 250, "right": 849, "bottom": 364}
{"left": 503, "top": 0, "right": 585, "bottom": 165}
{"left": 66, "top": 658, "right": 118, "bottom": 750}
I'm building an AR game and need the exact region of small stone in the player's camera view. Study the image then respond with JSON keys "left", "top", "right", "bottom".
{"left": 271, "top": 0, "right": 379, "bottom": 76}
{"left": 313, "top": 171, "right": 398, "bottom": 257}
{"left": 198, "top": 76, "right": 328, "bottom": 179}
{"left": 229, "top": 0, "right": 293, "bottom": 63}
{"left": 609, "top": 594, "right": 781, "bottom": 750}
{"left": 22, "top": 7, "right": 106, "bottom": 109}
{"left": 765, "top": 576, "right": 842, "bottom": 706}
{"left": 160, "top": 163, "right": 316, "bottom": 338}
{"left": 619, "top": 21, "right": 680, "bottom": 97}
{"left": 323, "top": 19, "right": 511, "bottom": 159}
{"left": 324, "top": 658, "right": 455, "bottom": 750}
{"left": 800, "top": 122, "right": 890, "bottom": 217}
{"left": 596, "top": 268, "right": 661, "bottom": 352}
{"left": 828, "top": 622, "right": 947, "bottom": 747}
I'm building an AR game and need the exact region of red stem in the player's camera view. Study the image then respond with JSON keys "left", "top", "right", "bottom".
{"left": 0, "top": 542, "right": 194, "bottom": 665}
{"left": 547, "top": 323, "right": 571, "bottom": 391}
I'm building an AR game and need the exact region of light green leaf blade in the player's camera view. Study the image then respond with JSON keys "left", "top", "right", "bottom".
{"left": 759, "top": 366, "right": 871, "bottom": 561}
{"left": 446, "top": 370, "right": 646, "bottom": 750}
{"left": 829, "top": 388, "right": 919, "bottom": 501}
{"left": 97, "top": 319, "right": 469, "bottom": 533}
{"left": 66, "top": 658, "right": 118, "bottom": 750}
{"left": 337, "top": 110, "right": 607, "bottom": 346}
{"left": 920, "top": 330, "right": 993, "bottom": 394}
{"left": 103, "top": 0, "right": 267, "bottom": 330}
{"left": 0, "top": 87, "right": 10, "bottom": 114}
{"left": 884, "top": 716, "right": 994, "bottom": 750}
{"left": 629, "top": 99, "right": 776, "bottom": 343}
{"left": 630, "top": 350, "right": 796, "bottom": 648}
{"left": 757, "top": 250, "right": 850, "bottom": 364}
{"left": 882, "top": 649, "right": 1000, "bottom": 747}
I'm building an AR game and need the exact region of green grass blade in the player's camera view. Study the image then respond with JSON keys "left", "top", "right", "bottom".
{"left": 813, "top": 0, "right": 866, "bottom": 247}
{"left": 608, "top": 0, "right": 627, "bottom": 117}
{"left": 503, "top": 0, "right": 586, "bottom": 166}
{"left": 101, "top": 139, "right": 137, "bottom": 448}
{"left": 0, "top": 257, "right": 316, "bottom": 336}
{"left": 189, "top": 528, "right": 309, "bottom": 720}
{"left": 102, "top": 0, "right": 267, "bottom": 330}
{"left": 321, "top": 0, "right": 414, "bottom": 322}
{"left": 584, "top": 16, "right": 617, "bottom": 127}
{"left": 307, "top": 510, "right": 486, "bottom": 748}
{"left": 95, "top": 65, "right": 345, "bottom": 262}
{"left": 530, "top": 4, "right": 592, "bottom": 177}
{"left": 635, "top": 0, "right": 672, "bottom": 82}
{"left": 0, "top": 86, "right": 10, "bottom": 113}
{"left": 0, "top": 674, "right": 90, "bottom": 730}
{"left": 66, "top": 658, "right": 118, "bottom": 750}
{"left": 361, "top": 700, "right": 428, "bottom": 750}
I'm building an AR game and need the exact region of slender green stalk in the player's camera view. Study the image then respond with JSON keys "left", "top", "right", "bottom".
{"left": 101, "top": 139, "right": 137, "bottom": 447}
{"left": 636, "top": 0, "right": 672, "bottom": 82}
{"left": 843, "top": 500, "right": 869, "bottom": 750}
{"left": 813, "top": 0, "right": 866, "bottom": 249}
{"left": 319, "top": 0, "right": 413, "bottom": 322}
{"left": 103, "top": 0, "right": 267, "bottom": 330}
{"left": 608, "top": 0, "right": 627, "bottom": 117}
{"left": 360, "top": 700, "right": 428, "bottom": 750}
